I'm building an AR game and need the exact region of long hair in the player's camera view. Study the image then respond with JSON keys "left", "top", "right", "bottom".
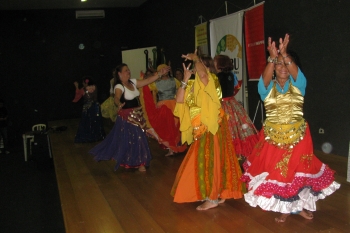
{"left": 199, "top": 55, "right": 216, "bottom": 74}
{"left": 113, "top": 63, "right": 134, "bottom": 88}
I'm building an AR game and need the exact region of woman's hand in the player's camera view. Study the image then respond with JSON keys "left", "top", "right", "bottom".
{"left": 158, "top": 66, "right": 171, "bottom": 76}
{"left": 279, "top": 33, "right": 289, "bottom": 57}
{"left": 181, "top": 49, "right": 199, "bottom": 62}
{"left": 73, "top": 81, "right": 79, "bottom": 88}
{"left": 267, "top": 37, "right": 278, "bottom": 58}
{"left": 182, "top": 63, "right": 193, "bottom": 82}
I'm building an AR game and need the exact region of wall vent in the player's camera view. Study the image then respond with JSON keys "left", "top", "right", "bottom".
{"left": 75, "top": 10, "right": 105, "bottom": 19}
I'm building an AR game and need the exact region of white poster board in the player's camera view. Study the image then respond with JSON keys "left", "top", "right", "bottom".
{"left": 209, "top": 12, "right": 245, "bottom": 107}
{"left": 122, "top": 46, "right": 156, "bottom": 79}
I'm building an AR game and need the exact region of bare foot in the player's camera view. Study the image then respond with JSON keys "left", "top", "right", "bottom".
{"left": 165, "top": 149, "right": 174, "bottom": 157}
{"left": 275, "top": 213, "right": 290, "bottom": 223}
{"left": 196, "top": 201, "right": 218, "bottom": 211}
{"left": 218, "top": 198, "right": 226, "bottom": 204}
{"left": 138, "top": 165, "right": 146, "bottom": 172}
{"left": 299, "top": 210, "right": 313, "bottom": 220}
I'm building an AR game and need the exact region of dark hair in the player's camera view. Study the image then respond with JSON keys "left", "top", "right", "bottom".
{"left": 214, "top": 55, "right": 233, "bottom": 72}
{"left": 82, "top": 76, "right": 95, "bottom": 86}
{"left": 199, "top": 55, "right": 216, "bottom": 74}
{"left": 113, "top": 63, "right": 134, "bottom": 88}
{"left": 175, "top": 68, "right": 183, "bottom": 75}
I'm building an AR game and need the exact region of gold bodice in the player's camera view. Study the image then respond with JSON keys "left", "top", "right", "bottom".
{"left": 264, "top": 82, "right": 304, "bottom": 124}
{"left": 263, "top": 82, "right": 306, "bottom": 148}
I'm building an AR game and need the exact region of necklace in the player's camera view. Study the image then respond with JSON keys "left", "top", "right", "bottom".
{"left": 276, "top": 80, "right": 285, "bottom": 92}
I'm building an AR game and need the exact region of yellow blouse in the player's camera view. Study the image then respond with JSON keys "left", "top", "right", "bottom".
{"left": 174, "top": 72, "right": 222, "bottom": 144}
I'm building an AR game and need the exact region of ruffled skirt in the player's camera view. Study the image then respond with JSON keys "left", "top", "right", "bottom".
{"left": 240, "top": 124, "right": 340, "bottom": 213}
{"left": 89, "top": 107, "right": 151, "bottom": 170}
{"left": 221, "top": 96, "right": 259, "bottom": 158}
{"left": 74, "top": 102, "right": 106, "bottom": 143}
{"left": 171, "top": 113, "right": 244, "bottom": 203}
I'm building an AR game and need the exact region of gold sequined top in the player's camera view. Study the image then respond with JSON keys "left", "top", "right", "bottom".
{"left": 263, "top": 82, "right": 306, "bottom": 148}
{"left": 264, "top": 81, "right": 304, "bottom": 124}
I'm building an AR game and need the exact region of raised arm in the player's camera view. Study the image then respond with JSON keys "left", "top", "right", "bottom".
{"left": 175, "top": 63, "right": 192, "bottom": 103}
{"left": 278, "top": 34, "right": 298, "bottom": 80}
{"left": 136, "top": 66, "right": 171, "bottom": 88}
{"left": 261, "top": 37, "right": 278, "bottom": 88}
{"left": 182, "top": 50, "right": 209, "bottom": 86}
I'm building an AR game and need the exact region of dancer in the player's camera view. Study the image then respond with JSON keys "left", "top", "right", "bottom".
{"left": 171, "top": 51, "right": 244, "bottom": 210}
{"left": 240, "top": 34, "right": 340, "bottom": 222}
{"left": 148, "top": 64, "right": 187, "bottom": 156}
{"left": 73, "top": 76, "right": 105, "bottom": 143}
{"left": 89, "top": 63, "right": 170, "bottom": 172}
{"left": 214, "top": 54, "right": 259, "bottom": 159}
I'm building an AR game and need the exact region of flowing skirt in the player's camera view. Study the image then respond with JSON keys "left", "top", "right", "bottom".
{"left": 74, "top": 102, "right": 105, "bottom": 143}
{"left": 140, "top": 86, "right": 187, "bottom": 153}
{"left": 240, "top": 124, "right": 340, "bottom": 213}
{"left": 89, "top": 107, "right": 152, "bottom": 170}
{"left": 221, "top": 96, "right": 259, "bottom": 158}
{"left": 171, "top": 114, "right": 244, "bottom": 203}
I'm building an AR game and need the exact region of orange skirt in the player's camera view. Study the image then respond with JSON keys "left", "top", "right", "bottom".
{"left": 171, "top": 113, "right": 244, "bottom": 203}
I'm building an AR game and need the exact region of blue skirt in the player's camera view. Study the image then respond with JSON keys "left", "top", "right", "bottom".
{"left": 89, "top": 114, "right": 152, "bottom": 170}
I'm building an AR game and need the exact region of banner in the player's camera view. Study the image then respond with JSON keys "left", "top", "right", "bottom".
{"left": 244, "top": 3, "right": 265, "bottom": 80}
{"left": 195, "top": 22, "right": 209, "bottom": 55}
{"left": 210, "top": 11, "right": 244, "bottom": 104}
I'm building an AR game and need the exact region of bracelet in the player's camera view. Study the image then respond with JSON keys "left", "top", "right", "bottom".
{"left": 180, "top": 81, "right": 188, "bottom": 89}
{"left": 267, "top": 56, "right": 277, "bottom": 63}
{"left": 282, "top": 54, "right": 289, "bottom": 59}
{"left": 284, "top": 61, "right": 293, "bottom": 66}
{"left": 157, "top": 72, "right": 162, "bottom": 79}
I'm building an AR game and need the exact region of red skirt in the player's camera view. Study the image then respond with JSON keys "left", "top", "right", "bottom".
{"left": 240, "top": 123, "right": 340, "bottom": 213}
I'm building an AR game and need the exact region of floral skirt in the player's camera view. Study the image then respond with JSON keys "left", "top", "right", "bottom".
{"left": 240, "top": 123, "right": 340, "bottom": 213}
{"left": 221, "top": 96, "right": 259, "bottom": 158}
{"left": 171, "top": 112, "right": 245, "bottom": 203}
{"left": 89, "top": 107, "right": 151, "bottom": 170}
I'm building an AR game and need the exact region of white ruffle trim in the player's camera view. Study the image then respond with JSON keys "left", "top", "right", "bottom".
{"left": 244, "top": 181, "right": 340, "bottom": 213}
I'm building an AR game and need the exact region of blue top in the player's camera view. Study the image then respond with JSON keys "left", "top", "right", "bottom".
{"left": 258, "top": 68, "right": 307, "bottom": 101}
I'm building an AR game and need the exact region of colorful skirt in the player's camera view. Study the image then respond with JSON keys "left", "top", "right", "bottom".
{"left": 89, "top": 107, "right": 151, "bottom": 170}
{"left": 240, "top": 123, "right": 340, "bottom": 213}
{"left": 171, "top": 112, "right": 244, "bottom": 203}
{"left": 74, "top": 102, "right": 105, "bottom": 143}
{"left": 221, "top": 96, "right": 259, "bottom": 158}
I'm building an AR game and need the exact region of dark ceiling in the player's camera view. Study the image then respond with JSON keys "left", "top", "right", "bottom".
{"left": 0, "top": 0, "right": 148, "bottom": 10}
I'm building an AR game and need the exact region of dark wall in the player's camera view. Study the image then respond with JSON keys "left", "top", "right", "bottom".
{"left": 1, "top": 0, "right": 349, "bottom": 156}
{"left": 138, "top": 0, "right": 350, "bottom": 157}
{"left": 0, "top": 8, "right": 142, "bottom": 139}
